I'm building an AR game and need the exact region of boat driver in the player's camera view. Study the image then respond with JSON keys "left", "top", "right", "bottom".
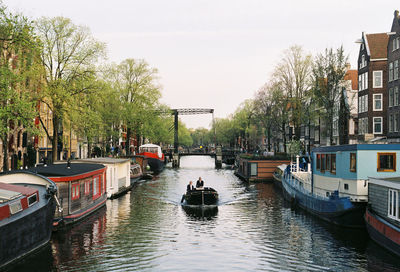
{"left": 196, "top": 177, "right": 204, "bottom": 188}
{"left": 187, "top": 181, "right": 195, "bottom": 192}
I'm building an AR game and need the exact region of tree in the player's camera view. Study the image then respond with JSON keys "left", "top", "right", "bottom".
{"left": 105, "top": 59, "right": 161, "bottom": 155}
{"left": 35, "top": 16, "right": 106, "bottom": 162}
{"left": 273, "top": 45, "right": 312, "bottom": 140}
{"left": 311, "top": 46, "right": 348, "bottom": 145}
{"left": 0, "top": 4, "right": 41, "bottom": 171}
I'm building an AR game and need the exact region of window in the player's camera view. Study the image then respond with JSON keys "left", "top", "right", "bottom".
{"left": 326, "top": 154, "right": 331, "bottom": 172}
{"left": 389, "top": 62, "right": 394, "bottom": 82}
{"left": 373, "top": 117, "right": 383, "bottom": 134}
{"left": 396, "top": 114, "right": 400, "bottom": 132}
{"left": 365, "top": 95, "right": 368, "bottom": 112}
{"left": 390, "top": 114, "right": 394, "bottom": 132}
{"left": 321, "top": 154, "right": 326, "bottom": 172}
{"left": 85, "top": 180, "right": 90, "bottom": 195}
{"left": 71, "top": 182, "right": 80, "bottom": 200}
{"left": 93, "top": 176, "right": 100, "bottom": 198}
{"left": 393, "top": 39, "right": 397, "bottom": 51}
{"left": 373, "top": 71, "right": 383, "bottom": 88}
{"left": 9, "top": 201, "right": 22, "bottom": 214}
{"left": 378, "top": 153, "right": 396, "bottom": 172}
{"left": 250, "top": 163, "right": 257, "bottom": 176}
{"left": 390, "top": 88, "right": 394, "bottom": 107}
{"left": 395, "top": 60, "right": 399, "bottom": 81}
{"left": 395, "top": 87, "right": 399, "bottom": 106}
{"left": 331, "top": 154, "right": 336, "bottom": 174}
{"left": 316, "top": 154, "right": 321, "bottom": 170}
{"left": 360, "top": 54, "right": 366, "bottom": 68}
{"left": 350, "top": 153, "right": 356, "bottom": 172}
{"left": 344, "top": 184, "right": 349, "bottom": 190}
{"left": 359, "top": 72, "right": 368, "bottom": 91}
{"left": 388, "top": 189, "right": 400, "bottom": 221}
{"left": 373, "top": 94, "right": 382, "bottom": 111}
{"left": 28, "top": 194, "right": 38, "bottom": 206}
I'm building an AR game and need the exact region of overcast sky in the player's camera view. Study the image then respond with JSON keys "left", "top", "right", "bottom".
{"left": 3, "top": 0, "right": 399, "bottom": 128}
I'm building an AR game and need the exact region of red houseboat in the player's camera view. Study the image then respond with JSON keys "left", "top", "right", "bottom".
{"left": 29, "top": 163, "right": 107, "bottom": 229}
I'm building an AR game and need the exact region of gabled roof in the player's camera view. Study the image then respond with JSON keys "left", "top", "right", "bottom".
{"left": 344, "top": 70, "right": 358, "bottom": 90}
{"left": 365, "top": 33, "right": 389, "bottom": 59}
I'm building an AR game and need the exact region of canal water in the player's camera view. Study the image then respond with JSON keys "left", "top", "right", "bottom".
{"left": 7, "top": 156, "right": 400, "bottom": 272}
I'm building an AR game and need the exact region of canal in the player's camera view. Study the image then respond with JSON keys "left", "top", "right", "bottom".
{"left": 8, "top": 156, "right": 400, "bottom": 272}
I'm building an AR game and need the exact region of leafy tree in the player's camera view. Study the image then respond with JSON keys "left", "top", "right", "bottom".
{"left": 273, "top": 45, "right": 312, "bottom": 140}
{"left": 35, "top": 16, "right": 106, "bottom": 162}
{"left": 311, "top": 46, "right": 348, "bottom": 145}
{"left": 0, "top": 4, "right": 41, "bottom": 171}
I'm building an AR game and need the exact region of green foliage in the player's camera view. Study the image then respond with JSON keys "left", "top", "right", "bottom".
{"left": 0, "top": 4, "right": 41, "bottom": 169}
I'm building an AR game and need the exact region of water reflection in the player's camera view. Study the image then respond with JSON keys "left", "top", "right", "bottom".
{"left": 182, "top": 205, "right": 218, "bottom": 219}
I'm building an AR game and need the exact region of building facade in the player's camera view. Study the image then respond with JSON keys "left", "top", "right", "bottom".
{"left": 387, "top": 10, "right": 400, "bottom": 142}
{"left": 356, "top": 32, "right": 389, "bottom": 141}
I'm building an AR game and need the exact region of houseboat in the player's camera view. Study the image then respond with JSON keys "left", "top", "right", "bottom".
{"left": 76, "top": 158, "right": 131, "bottom": 199}
{"left": 138, "top": 144, "right": 165, "bottom": 173}
{"left": 365, "top": 177, "right": 400, "bottom": 256}
{"left": 235, "top": 154, "right": 290, "bottom": 182}
{"left": 0, "top": 171, "right": 58, "bottom": 268}
{"left": 283, "top": 144, "right": 400, "bottom": 228}
{"left": 272, "top": 164, "right": 287, "bottom": 189}
{"left": 130, "top": 163, "right": 143, "bottom": 185}
{"left": 29, "top": 162, "right": 107, "bottom": 229}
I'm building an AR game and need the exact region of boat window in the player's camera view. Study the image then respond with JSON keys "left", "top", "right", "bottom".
{"left": 344, "top": 183, "right": 349, "bottom": 190}
{"left": 85, "top": 180, "right": 90, "bottom": 195}
{"left": 326, "top": 154, "right": 331, "bottom": 172}
{"left": 71, "top": 182, "right": 80, "bottom": 200}
{"left": 28, "top": 193, "right": 38, "bottom": 206}
{"left": 321, "top": 155, "right": 326, "bottom": 172}
{"left": 316, "top": 154, "right": 321, "bottom": 170}
{"left": 388, "top": 189, "right": 399, "bottom": 220}
{"left": 9, "top": 201, "right": 22, "bottom": 214}
{"left": 350, "top": 153, "right": 356, "bottom": 172}
{"left": 331, "top": 154, "right": 336, "bottom": 174}
{"left": 378, "top": 153, "right": 396, "bottom": 172}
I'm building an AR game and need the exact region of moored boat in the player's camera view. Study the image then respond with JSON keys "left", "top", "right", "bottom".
{"left": 283, "top": 144, "right": 400, "bottom": 228}
{"left": 182, "top": 187, "right": 218, "bottom": 205}
{"left": 28, "top": 162, "right": 107, "bottom": 229}
{"left": 130, "top": 163, "right": 143, "bottom": 185}
{"left": 365, "top": 177, "right": 400, "bottom": 256}
{"left": 0, "top": 171, "right": 58, "bottom": 268}
{"left": 272, "top": 164, "right": 287, "bottom": 189}
{"left": 138, "top": 144, "right": 165, "bottom": 173}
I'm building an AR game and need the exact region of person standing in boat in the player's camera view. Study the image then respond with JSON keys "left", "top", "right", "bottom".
{"left": 196, "top": 177, "right": 204, "bottom": 188}
{"left": 187, "top": 181, "right": 195, "bottom": 192}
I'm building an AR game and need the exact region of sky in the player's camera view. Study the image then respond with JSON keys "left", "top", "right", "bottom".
{"left": 3, "top": 0, "right": 399, "bottom": 129}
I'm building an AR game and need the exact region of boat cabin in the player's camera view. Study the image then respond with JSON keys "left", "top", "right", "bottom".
{"left": 75, "top": 158, "right": 131, "bottom": 199}
{"left": 312, "top": 144, "right": 400, "bottom": 202}
{"left": 29, "top": 163, "right": 107, "bottom": 228}
{"left": 236, "top": 155, "right": 290, "bottom": 182}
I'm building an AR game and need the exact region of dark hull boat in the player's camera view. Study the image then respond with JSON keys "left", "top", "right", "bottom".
{"left": 138, "top": 144, "right": 165, "bottom": 173}
{"left": 0, "top": 172, "right": 58, "bottom": 269}
{"left": 183, "top": 187, "right": 218, "bottom": 205}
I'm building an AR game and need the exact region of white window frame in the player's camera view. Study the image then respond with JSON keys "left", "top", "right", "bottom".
{"left": 373, "top": 94, "right": 383, "bottom": 111}
{"left": 389, "top": 62, "right": 394, "bottom": 82}
{"left": 365, "top": 95, "right": 368, "bottom": 112}
{"left": 395, "top": 114, "right": 399, "bottom": 132}
{"left": 373, "top": 117, "right": 383, "bottom": 134}
{"left": 395, "top": 60, "right": 399, "bottom": 81}
{"left": 390, "top": 88, "right": 394, "bottom": 108}
{"left": 395, "top": 87, "right": 399, "bottom": 107}
{"left": 389, "top": 114, "right": 394, "bottom": 133}
{"left": 373, "top": 71, "right": 383, "bottom": 88}
{"left": 388, "top": 189, "right": 400, "bottom": 221}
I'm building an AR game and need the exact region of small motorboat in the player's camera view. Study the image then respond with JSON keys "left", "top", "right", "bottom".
{"left": 182, "top": 187, "right": 218, "bottom": 205}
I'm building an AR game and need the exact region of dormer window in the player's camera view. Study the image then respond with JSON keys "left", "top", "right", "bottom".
{"left": 360, "top": 55, "right": 367, "bottom": 69}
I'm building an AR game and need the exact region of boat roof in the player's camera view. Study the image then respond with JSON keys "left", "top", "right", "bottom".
{"left": 75, "top": 158, "right": 130, "bottom": 164}
{"left": 139, "top": 144, "right": 161, "bottom": 148}
{"left": 0, "top": 183, "right": 37, "bottom": 204}
{"left": 312, "top": 144, "right": 400, "bottom": 153}
{"left": 29, "top": 163, "right": 105, "bottom": 177}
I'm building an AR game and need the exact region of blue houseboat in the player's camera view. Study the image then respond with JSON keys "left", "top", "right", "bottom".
{"left": 282, "top": 144, "right": 400, "bottom": 228}
{"left": 366, "top": 177, "right": 400, "bottom": 256}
